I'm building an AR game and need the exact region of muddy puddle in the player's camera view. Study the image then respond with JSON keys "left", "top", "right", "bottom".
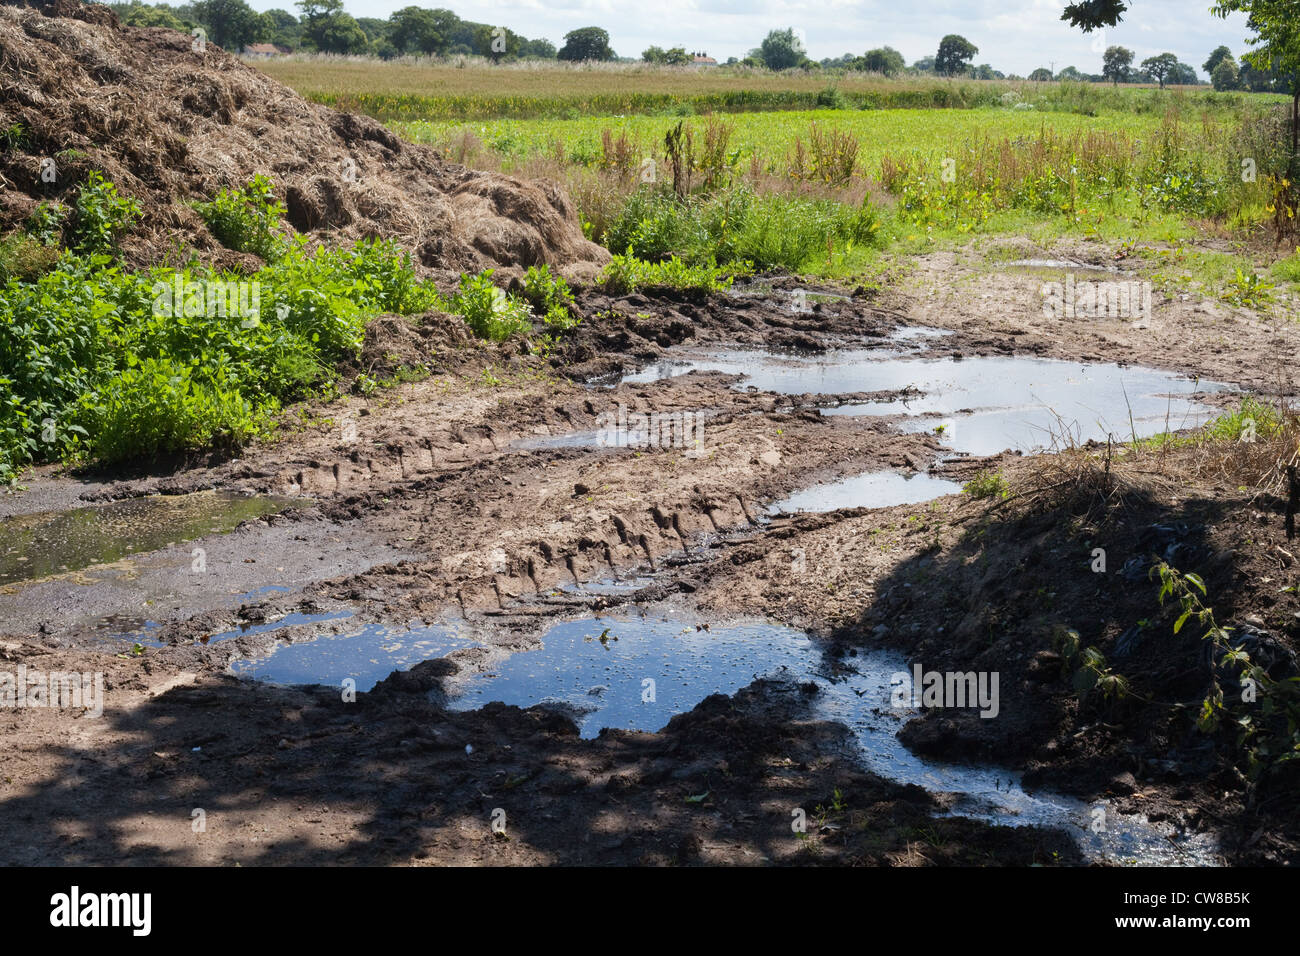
{"left": 625, "top": 347, "right": 1228, "bottom": 457}
{"left": 230, "top": 618, "right": 477, "bottom": 690}
{"left": 446, "top": 612, "right": 1220, "bottom": 865}
{"left": 232, "top": 606, "right": 1218, "bottom": 865}
{"left": 0, "top": 491, "right": 299, "bottom": 588}
{"left": 767, "top": 470, "right": 964, "bottom": 514}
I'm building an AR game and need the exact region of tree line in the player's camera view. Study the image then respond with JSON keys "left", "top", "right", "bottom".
{"left": 102, "top": 0, "right": 1295, "bottom": 96}
{"left": 106, "top": 0, "right": 598, "bottom": 59}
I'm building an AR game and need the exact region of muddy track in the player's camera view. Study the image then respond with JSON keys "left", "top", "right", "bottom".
{"left": 3, "top": 269, "right": 1297, "bottom": 866}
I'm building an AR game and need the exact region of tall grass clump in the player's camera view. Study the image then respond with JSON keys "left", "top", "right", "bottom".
{"left": 604, "top": 185, "right": 881, "bottom": 272}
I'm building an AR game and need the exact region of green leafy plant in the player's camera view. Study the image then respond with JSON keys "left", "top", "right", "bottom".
{"left": 1222, "top": 267, "right": 1275, "bottom": 309}
{"left": 0, "top": 238, "right": 445, "bottom": 480}
{"left": 1152, "top": 561, "right": 1299, "bottom": 780}
{"left": 962, "top": 469, "right": 1010, "bottom": 499}
{"left": 598, "top": 250, "right": 740, "bottom": 294}
{"left": 520, "top": 264, "right": 578, "bottom": 329}
{"left": 450, "top": 270, "right": 533, "bottom": 341}
{"left": 25, "top": 202, "right": 67, "bottom": 246}
{"left": 70, "top": 172, "right": 141, "bottom": 255}
{"left": 1055, "top": 627, "right": 1131, "bottom": 707}
{"left": 194, "top": 175, "right": 289, "bottom": 263}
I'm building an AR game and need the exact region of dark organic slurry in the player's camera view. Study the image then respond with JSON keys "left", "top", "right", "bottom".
{"left": 456, "top": 613, "right": 1218, "bottom": 864}
{"left": 0, "top": 492, "right": 298, "bottom": 587}
{"left": 225, "top": 605, "right": 1217, "bottom": 864}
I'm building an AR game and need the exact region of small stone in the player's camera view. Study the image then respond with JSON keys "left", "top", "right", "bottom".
{"left": 1109, "top": 771, "right": 1137, "bottom": 795}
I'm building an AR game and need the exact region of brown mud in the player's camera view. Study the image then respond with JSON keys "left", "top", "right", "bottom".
{"left": 3, "top": 255, "right": 1298, "bottom": 865}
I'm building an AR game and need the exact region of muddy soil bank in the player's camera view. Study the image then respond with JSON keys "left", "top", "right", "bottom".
{"left": 690, "top": 451, "right": 1300, "bottom": 864}
{"left": 0, "top": 633, "right": 1079, "bottom": 864}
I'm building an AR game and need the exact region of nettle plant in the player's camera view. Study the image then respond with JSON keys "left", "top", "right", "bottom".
{"left": 195, "top": 175, "right": 289, "bottom": 263}
{"left": 519, "top": 264, "right": 577, "bottom": 330}
{"left": 71, "top": 171, "right": 142, "bottom": 255}
{"left": 449, "top": 270, "right": 533, "bottom": 341}
{"left": 1153, "top": 561, "right": 1300, "bottom": 780}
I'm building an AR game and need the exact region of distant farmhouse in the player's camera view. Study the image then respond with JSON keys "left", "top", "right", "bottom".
{"left": 242, "top": 43, "right": 290, "bottom": 58}
{"left": 692, "top": 51, "right": 717, "bottom": 66}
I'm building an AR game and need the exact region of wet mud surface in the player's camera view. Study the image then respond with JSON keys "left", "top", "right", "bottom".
{"left": 2, "top": 262, "right": 1296, "bottom": 866}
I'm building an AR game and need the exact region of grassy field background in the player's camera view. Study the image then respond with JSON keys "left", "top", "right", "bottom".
{"left": 254, "top": 56, "right": 1285, "bottom": 121}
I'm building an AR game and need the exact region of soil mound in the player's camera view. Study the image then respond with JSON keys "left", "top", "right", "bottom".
{"left": 0, "top": 0, "right": 609, "bottom": 282}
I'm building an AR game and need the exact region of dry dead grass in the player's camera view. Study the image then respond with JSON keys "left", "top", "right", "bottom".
{"left": 1005, "top": 401, "right": 1300, "bottom": 526}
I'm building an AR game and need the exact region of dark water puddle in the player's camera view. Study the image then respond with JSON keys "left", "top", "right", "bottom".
{"left": 767, "top": 470, "right": 963, "bottom": 514}
{"left": 229, "top": 619, "right": 476, "bottom": 691}
{"left": 445, "top": 612, "right": 1219, "bottom": 865}
{"left": 0, "top": 491, "right": 298, "bottom": 588}
{"left": 808, "top": 651, "right": 1218, "bottom": 865}
{"left": 448, "top": 615, "right": 815, "bottom": 735}
{"left": 626, "top": 348, "right": 1228, "bottom": 456}
{"left": 231, "top": 604, "right": 1218, "bottom": 863}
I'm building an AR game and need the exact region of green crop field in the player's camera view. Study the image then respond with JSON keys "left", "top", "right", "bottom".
{"left": 249, "top": 58, "right": 1293, "bottom": 258}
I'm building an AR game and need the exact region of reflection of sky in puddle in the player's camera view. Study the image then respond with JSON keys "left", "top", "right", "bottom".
{"left": 768, "top": 470, "right": 963, "bottom": 514}
{"left": 443, "top": 613, "right": 1218, "bottom": 865}
{"left": 449, "top": 616, "right": 816, "bottom": 737}
{"left": 625, "top": 348, "right": 1227, "bottom": 456}
{"left": 230, "top": 620, "right": 476, "bottom": 691}
{"left": 231, "top": 606, "right": 1219, "bottom": 864}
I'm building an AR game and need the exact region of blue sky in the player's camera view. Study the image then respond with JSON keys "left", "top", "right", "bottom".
{"left": 257, "top": 1, "right": 1258, "bottom": 78}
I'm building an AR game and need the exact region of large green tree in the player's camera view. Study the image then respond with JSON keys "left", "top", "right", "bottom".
{"left": 860, "top": 46, "right": 905, "bottom": 76}
{"left": 519, "top": 37, "right": 556, "bottom": 59}
{"left": 261, "top": 8, "right": 301, "bottom": 48}
{"left": 1204, "top": 45, "right": 1234, "bottom": 75}
{"left": 295, "top": 0, "right": 367, "bottom": 53}
{"left": 388, "top": 6, "right": 441, "bottom": 54}
{"left": 192, "top": 0, "right": 265, "bottom": 50}
{"left": 1141, "top": 52, "right": 1179, "bottom": 88}
{"left": 755, "top": 28, "right": 807, "bottom": 70}
{"left": 935, "top": 34, "right": 978, "bottom": 76}
{"left": 1213, "top": 0, "right": 1300, "bottom": 155}
{"left": 1212, "top": 58, "right": 1240, "bottom": 90}
{"left": 1102, "top": 45, "right": 1133, "bottom": 85}
{"left": 557, "top": 26, "right": 613, "bottom": 61}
